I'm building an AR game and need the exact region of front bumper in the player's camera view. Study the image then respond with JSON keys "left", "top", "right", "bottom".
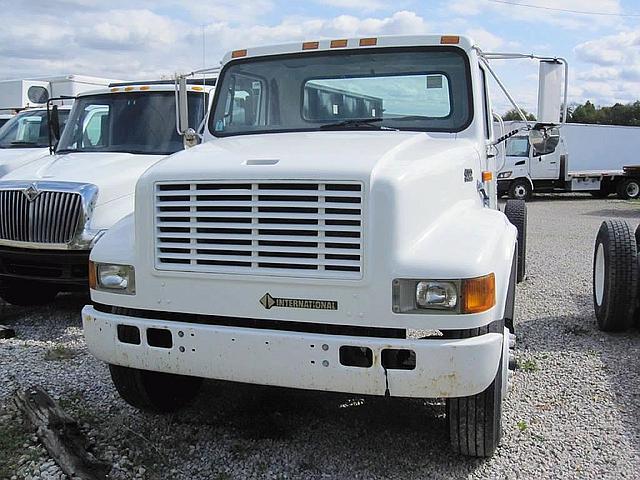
{"left": 82, "top": 305, "right": 503, "bottom": 398}
{"left": 0, "top": 246, "right": 90, "bottom": 290}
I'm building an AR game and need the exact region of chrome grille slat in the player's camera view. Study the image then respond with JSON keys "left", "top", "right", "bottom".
{"left": 0, "top": 190, "right": 83, "bottom": 244}
{"left": 155, "top": 181, "right": 364, "bottom": 279}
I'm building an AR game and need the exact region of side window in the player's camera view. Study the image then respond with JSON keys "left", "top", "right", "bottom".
{"left": 505, "top": 137, "right": 530, "bottom": 157}
{"left": 218, "top": 74, "right": 265, "bottom": 130}
{"left": 479, "top": 68, "right": 491, "bottom": 140}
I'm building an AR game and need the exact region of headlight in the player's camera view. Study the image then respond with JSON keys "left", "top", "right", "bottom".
{"left": 89, "top": 261, "right": 135, "bottom": 294}
{"left": 497, "top": 171, "right": 512, "bottom": 179}
{"left": 393, "top": 274, "right": 495, "bottom": 314}
{"left": 416, "top": 281, "right": 458, "bottom": 309}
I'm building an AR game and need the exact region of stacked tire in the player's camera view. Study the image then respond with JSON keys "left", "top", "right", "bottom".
{"left": 592, "top": 220, "right": 640, "bottom": 331}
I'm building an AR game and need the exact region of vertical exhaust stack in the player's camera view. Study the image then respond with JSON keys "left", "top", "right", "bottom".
{"left": 537, "top": 60, "right": 564, "bottom": 124}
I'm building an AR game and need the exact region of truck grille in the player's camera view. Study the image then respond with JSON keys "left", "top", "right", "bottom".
{"left": 155, "top": 181, "right": 364, "bottom": 279}
{"left": 0, "top": 190, "right": 83, "bottom": 244}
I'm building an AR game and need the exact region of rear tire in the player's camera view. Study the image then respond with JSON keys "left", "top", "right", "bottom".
{"left": 504, "top": 200, "right": 527, "bottom": 283}
{"left": 593, "top": 220, "right": 638, "bottom": 331}
{"left": 616, "top": 178, "right": 640, "bottom": 200}
{"left": 508, "top": 179, "right": 532, "bottom": 201}
{"left": 109, "top": 364, "right": 203, "bottom": 413}
{"left": 446, "top": 325, "right": 503, "bottom": 457}
{"left": 0, "top": 279, "right": 58, "bottom": 306}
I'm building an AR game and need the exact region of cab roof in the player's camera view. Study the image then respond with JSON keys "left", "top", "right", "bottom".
{"left": 222, "top": 34, "right": 474, "bottom": 64}
{"left": 77, "top": 82, "right": 215, "bottom": 98}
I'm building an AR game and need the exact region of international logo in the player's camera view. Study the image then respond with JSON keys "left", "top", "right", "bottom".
{"left": 259, "top": 293, "right": 338, "bottom": 311}
{"left": 23, "top": 183, "right": 41, "bottom": 202}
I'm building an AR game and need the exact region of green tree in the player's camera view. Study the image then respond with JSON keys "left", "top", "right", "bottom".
{"left": 502, "top": 108, "right": 536, "bottom": 121}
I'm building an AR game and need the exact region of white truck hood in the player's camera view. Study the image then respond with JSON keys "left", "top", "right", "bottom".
{"left": 0, "top": 151, "right": 165, "bottom": 206}
{"left": 0, "top": 148, "right": 51, "bottom": 178}
{"left": 145, "top": 131, "right": 476, "bottom": 182}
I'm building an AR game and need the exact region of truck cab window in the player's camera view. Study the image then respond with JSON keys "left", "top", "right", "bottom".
{"left": 0, "top": 109, "right": 69, "bottom": 148}
{"left": 211, "top": 48, "right": 472, "bottom": 136}
{"left": 505, "top": 136, "right": 530, "bottom": 157}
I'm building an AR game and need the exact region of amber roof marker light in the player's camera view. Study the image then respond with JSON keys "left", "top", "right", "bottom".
{"left": 231, "top": 49, "right": 247, "bottom": 58}
{"left": 302, "top": 41, "right": 320, "bottom": 50}
{"left": 330, "top": 39, "right": 348, "bottom": 48}
{"left": 440, "top": 35, "right": 460, "bottom": 45}
{"left": 359, "top": 37, "right": 378, "bottom": 47}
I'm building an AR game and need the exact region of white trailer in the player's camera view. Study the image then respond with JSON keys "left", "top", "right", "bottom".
{"left": 0, "top": 75, "right": 119, "bottom": 113}
{"left": 82, "top": 35, "right": 567, "bottom": 457}
{"left": 497, "top": 121, "right": 640, "bottom": 200}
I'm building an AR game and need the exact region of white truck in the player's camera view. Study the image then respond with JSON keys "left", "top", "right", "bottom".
{"left": 0, "top": 75, "right": 119, "bottom": 177}
{"left": 82, "top": 35, "right": 566, "bottom": 456}
{"left": 497, "top": 121, "right": 640, "bottom": 200}
{"left": 0, "top": 80, "right": 214, "bottom": 306}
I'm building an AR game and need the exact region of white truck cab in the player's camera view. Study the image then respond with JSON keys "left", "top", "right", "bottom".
{"left": 82, "top": 35, "right": 565, "bottom": 457}
{"left": 0, "top": 81, "right": 214, "bottom": 305}
{"left": 0, "top": 107, "right": 71, "bottom": 176}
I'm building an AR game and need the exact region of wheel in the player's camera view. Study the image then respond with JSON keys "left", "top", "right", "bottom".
{"left": 0, "top": 279, "right": 58, "bottom": 306}
{"left": 446, "top": 324, "right": 504, "bottom": 457}
{"left": 504, "top": 200, "right": 527, "bottom": 283}
{"left": 593, "top": 220, "right": 638, "bottom": 331}
{"left": 616, "top": 178, "right": 640, "bottom": 200}
{"left": 109, "top": 364, "right": 203, "bottom": 413}
{"left": 508, "top": 179, "right": 532, "bottom": 201}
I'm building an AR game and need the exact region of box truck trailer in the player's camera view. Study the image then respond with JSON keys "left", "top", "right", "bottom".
{"left": 497, "top": 121, "right": 640, "bottom": 200}
{"left": 82, "top": 35, "right": 568, "bottom": 457}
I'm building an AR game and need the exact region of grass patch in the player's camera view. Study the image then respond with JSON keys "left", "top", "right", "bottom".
{"left": 0, "top": 415, "right": 32, "bottom": 478}
{"left": 44, "top": 345, "right": 77, "bottom": 361}
{"left": 519, "top": 358, "right": 539, "bottom": 373}
{"left": 516, "top": 420, "right": 528, "bottom": 433}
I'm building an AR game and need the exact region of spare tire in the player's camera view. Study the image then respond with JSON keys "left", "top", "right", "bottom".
{"left": 504, "top": 200, "right": 527, "bottom": 283}
{"left": 593, "top": 220, "right": 638, "bottom": 331}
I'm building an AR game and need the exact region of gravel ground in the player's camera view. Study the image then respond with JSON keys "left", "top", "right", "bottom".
{"left": 1, "top": 195, "right": 639, "bottom": 480}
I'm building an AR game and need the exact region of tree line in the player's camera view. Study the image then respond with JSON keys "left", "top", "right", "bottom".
{"left": 502, "top": 101, "right": 640, "bottom": 126}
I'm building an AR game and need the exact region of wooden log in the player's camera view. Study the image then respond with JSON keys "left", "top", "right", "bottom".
{"left": 0, "top": 325, "right": 15, "bottom": 339}
{"left": 13, "top": 387, "right": 111, "bottom": 480}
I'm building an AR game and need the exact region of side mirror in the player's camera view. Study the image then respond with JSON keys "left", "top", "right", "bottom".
{"left": 183, "top": 127, "right": 199, "bottom": 149}
{"left": 50, "top": 105, "right": 61, "bottom": 139}
{"left": 529, "top": 123, "right": 560, "bottom": 156}
{"left": 177, "top": 76, "right": 189, "bottom": 134}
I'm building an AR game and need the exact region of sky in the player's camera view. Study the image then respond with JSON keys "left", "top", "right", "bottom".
{"left": 1, "top": 0, "right": 639, "bottom": 114}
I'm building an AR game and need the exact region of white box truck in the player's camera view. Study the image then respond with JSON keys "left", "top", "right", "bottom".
{"left": 82, "top": 35, "right": 567, "bottom": 457}
{"left": 497, "top": 121, "right": 640, "bottom": 200}
{"left": 0, "top": 80, "right": 214, "bottom": 306}
{"left": 0, "top": 75, "right": 120, "bottom": 177}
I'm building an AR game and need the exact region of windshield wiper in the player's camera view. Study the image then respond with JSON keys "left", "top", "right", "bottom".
{"left": 319, "top": 118, "right": 398, "bottom": 131}
{"left": 55, "top": 148, "right": 80, "bottom": 154}
{"left": 10, "top": 141, "right": 38, "bottom": 145}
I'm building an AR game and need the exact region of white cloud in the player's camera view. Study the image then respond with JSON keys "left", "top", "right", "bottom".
{"left": 448, "top": 0, "right": 624, "bottom": 30}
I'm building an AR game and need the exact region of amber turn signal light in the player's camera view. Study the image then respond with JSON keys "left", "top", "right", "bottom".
{"left": 461, "top": 273, "right": 495, "bottom": 314}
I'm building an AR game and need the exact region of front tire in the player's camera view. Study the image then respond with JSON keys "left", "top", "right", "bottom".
{"left": 508, "top": 179, "right": 532, "bottom": 201}
{"left": 109, "top": 364, "right": 203, "bottom": 413}
{"left": 0, "top": 279, "right": 58, "bottom": 306}
{"left": 593, "top": 220, "right": 638, "bottom": 331}
{"left": 616, "top": 178, "right": 640, "bottom": 200}
{"left": 504, "top": 200, "right": 527, "bottom": 283}
{"left": 446, "top": 339, "right": 503, "bottom": 457}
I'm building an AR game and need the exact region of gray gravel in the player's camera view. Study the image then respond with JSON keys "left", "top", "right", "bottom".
{"left": 1, "top": 195, "right": 639, "bottom": 480}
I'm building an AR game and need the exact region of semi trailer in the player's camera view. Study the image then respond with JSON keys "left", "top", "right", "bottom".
{"left": 498, "top": 121, "right": 640, "bottom": 200}
{"left": 82, "top": 35, "right": 567, "bottom": 457}
{"left": 0, "top": 80, "right": 214, "bottom": 305}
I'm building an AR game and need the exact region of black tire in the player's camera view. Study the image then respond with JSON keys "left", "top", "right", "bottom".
{"left": 616, "top": 178, "right": 640, "bottom": 200}
{"left": 446, "top": 324, "right": 503, "bottom": 457}
{"left": 109, "top": 364, "right": 203, "bottom": 413}
{"left": 504, "top": 200, "right": 527, "bottom": 283}
{"left": 508, "top": 179, "right": 532, "bottom": 201}
{"left": 593, "top": 220, "right": 638, "bottom": 331}
{"left": 0, "top": 279, "right": 58, "bottom": 306}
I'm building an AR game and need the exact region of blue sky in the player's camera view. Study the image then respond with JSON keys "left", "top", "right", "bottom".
{"left": 1, "top": 0, "right": 639, "bottom": 114}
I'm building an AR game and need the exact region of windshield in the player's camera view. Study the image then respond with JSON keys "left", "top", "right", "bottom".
{"left": 505, "top": 137, "right": 530, "bottom": 157}
{"left": 210, "top": 47, "right": 472, "bottom": 136}
{"left": 57, "top": 91, "right": 207, "bottom": 155}
{"left": 0, "top": 110, "right": 69, "bottom": 149}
